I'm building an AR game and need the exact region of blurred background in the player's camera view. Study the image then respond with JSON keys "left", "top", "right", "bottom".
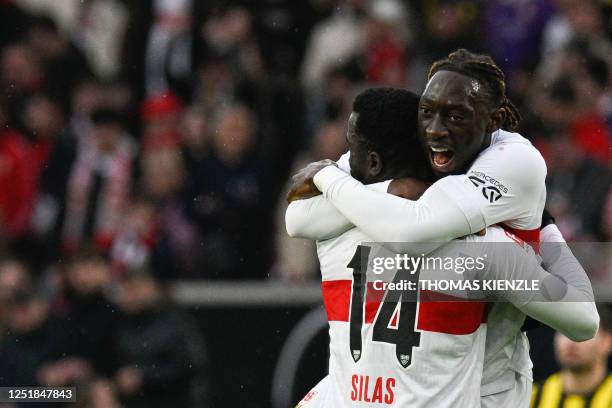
{"left": 0, "top": 0, "right": 611, "bottom": 406}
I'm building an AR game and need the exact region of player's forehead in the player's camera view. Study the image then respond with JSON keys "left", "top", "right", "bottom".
{"left": 422, "top": 70, "right": 483, "bottom": 107}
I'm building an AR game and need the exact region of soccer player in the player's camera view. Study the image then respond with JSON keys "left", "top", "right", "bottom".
{"left": 291, "top": 87, "right": 597, "bottom": 407}
{"left": 287, "top": 49, "right": 552, "bottom": 406}
{"left": 531, "top": 305, "right": 612, "bottom": 407}
{"left": 287, "top": 49, "right": 544, "bottom": 249}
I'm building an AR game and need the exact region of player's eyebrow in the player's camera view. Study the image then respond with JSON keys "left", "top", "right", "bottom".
{"left": 445, "top": 103, "right": 474, "bottom": 113}
{"left": 420, "top": 97, "right": 475, "bottom": 113}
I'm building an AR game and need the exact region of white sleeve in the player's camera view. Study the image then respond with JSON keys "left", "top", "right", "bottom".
{"left": 313, "top": 165, "right": 474, "bottom": 254}
{"left": 464, "top": 141, "right": 547, "bottom": 230}
{"left": 538, "top": 224, "right": 597, "bottom": 312}
{"left": 285, "top": 179, "right": 392, "bottom": 240}
{"left": 336, "top": 151, "right": 350, "bottom": 172}
{"left": 483, "top": 231, "right": 598, "bottom": 342}
{"left": 312, "top": 141, "right": 547, "bottom": 254}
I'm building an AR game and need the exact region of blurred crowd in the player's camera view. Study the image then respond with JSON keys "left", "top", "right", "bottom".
{"left": 0, "top": 253, "right": 207, "bottom": 407}
{"left": 0, "top": 0, "right": 611, "bottom": 402}
{"left": 1, "top": 0, "right": 611, "bottom": 282}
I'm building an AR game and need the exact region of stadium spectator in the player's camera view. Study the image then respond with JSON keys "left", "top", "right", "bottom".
{"left": 410, "top": 0, "right": 481, "bottom": 70}
{"left": 531, "top": 304, "right": 612, "bottom": 407}
{"left": 0, "top": 257, "right": 32, "bottom": 305}
{"left": 48, "top": 248, "right": 115, "bottom": 377}
{"left": 144, "top": 0, "right": 193, "bottom": 96}
{"left": 110, "top": 198, "right": 160, "bottom": 276}
{"left": 361, "top": 0, "right": 410, "bottom": 86}
{"left": 541, "top": 0, "right": 612, "bottom": 61}
{"left": 0, "top": 288, "right": 65, "bottom": 386}
{"left": 187, "top": 104, "right": 277, "bottom": 278}
{"left": 199, "top": 5, "right": 266, "bottom": 101}
{"left": 29, "top": 80, "right": 107, "bottom": 264}
{"left": 25, "top": 15, "right": 93, "bottom": 114}
{"left": 274, "top": 116, "right": 347, "bottom": 281}
{"left": 0, "top": 42, "right": 44, "bottom": 130}
{"left": 73, "top": 0, "right": 129, "bottom": 80}
{"left": 568, "top": 50, "right": 611, "bottom": 164}
{"left": 112, "top": 269, "right": 208, "bottom": 407}
{"left": 0, "top": 103, "right": 34, "bottom": 241}
{"left": 535, "top": 43, "right": 611, "bottom": 159}
{"left": 138, "top": 146, "right": 199, "bottom": 279}
{"left": 140, "top": 92, "right": 183, "bottom": 152}
{"left": 60, "top": 107, "right": 136, "bottom": 252}
{"left": 178, "top": 104, "right": 211, "bottom": 177}
{"left": 0, "top": 257, "right": 32, "bottom": 345}
{"left": 23, "top": 94, "right": 65, "bottom": 179}
{"left": 300, "top": 0, "right": 365, "bottom": 93}
{"left": 543, "top": 129, "right": 611, "bottom": 241}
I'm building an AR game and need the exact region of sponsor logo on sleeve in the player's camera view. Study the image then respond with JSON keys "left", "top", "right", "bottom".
{"left": 468, "top": 171, "right": 508, "bottom": 203}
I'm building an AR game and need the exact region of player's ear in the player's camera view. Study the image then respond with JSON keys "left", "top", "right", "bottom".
{"left": 487, "top": 107, "right": 505, "bottom": 133}
{"left": 368, "top": 151, "right": 382, "bottom": 176}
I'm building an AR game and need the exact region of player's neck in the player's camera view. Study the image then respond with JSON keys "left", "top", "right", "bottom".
{"left": 483, "top": 132, "right": 492, "bottom": 148}
{"left": 562, "top": 360, "right": 607, "bottom": 394}
{"left": 373, "top": 168, "right": 420, "bottom": 184}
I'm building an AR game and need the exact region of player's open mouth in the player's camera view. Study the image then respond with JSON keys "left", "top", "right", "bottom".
{"left": 428, "top": 145, "right": 456, "bottom": 170}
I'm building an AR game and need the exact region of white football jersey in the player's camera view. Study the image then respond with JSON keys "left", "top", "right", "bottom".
{"left": 473, "top": 131, "right": 543, "bottom": 400}
{"left": 316, "top": 228, "right": 500, "bottom": 407}
{"left": 317, "top": 130, "right": 546, "bottom": 405}
{"left": 315, "top": 224, "right": 548, "bottom": 407}
{"left": 450, "top": 129, "right": 546, "bottom": 236}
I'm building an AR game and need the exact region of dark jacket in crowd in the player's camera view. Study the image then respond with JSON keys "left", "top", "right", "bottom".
{"left": 53, "top": 291, "right": 116, "bottom": 376}
{"left": 0, "top": 315, "right": 66, "bottom": 386}
{"left": 113, "top": 306, "right": 208, "bottom": 408}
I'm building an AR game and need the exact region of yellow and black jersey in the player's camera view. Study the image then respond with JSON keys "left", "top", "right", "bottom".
{"left": 531, "top": 373, "right": 612, "bottom": 408}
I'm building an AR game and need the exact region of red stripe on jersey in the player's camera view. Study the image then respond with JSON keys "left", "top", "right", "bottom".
{"left": 501, "top": 225, "right": 540, "bottom": 252}
{"left": 321, "top": 280, "right": 352, "bottom": 321}
{"left": 417, "top": 291, "right": 487, "bottom": 335}
{"left": 322, "top": 281, "right": 486, "bottom": 334}
{"left": 321, "top": 280, "right": 384, "bottom": 323}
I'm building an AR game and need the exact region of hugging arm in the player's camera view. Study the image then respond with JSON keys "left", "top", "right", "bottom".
{"left": 311, "top": 141, "right": 546, "bottom": 255}
{"left": 486, "top": 224, "right": 598, "bottom": 341}
{"left": 285, "top": 180, "right": 391, "bottom": 240}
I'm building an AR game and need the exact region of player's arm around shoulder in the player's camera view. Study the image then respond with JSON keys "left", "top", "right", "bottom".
{"left": 285, "top": 154, "right": 352, "bottom": 240}
{"left": 478, "top": 225, "right": 599, "bottom": 342}
{"left": 285, "top": 194, "right": 352, "bottom": 240}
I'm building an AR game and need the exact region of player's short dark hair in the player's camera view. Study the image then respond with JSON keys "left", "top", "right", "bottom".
{"left": 352, "top": 87, "right": 433, "bottom": 180}
{"left": 428, "top": 49, "right": 521, "bottom": 131}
